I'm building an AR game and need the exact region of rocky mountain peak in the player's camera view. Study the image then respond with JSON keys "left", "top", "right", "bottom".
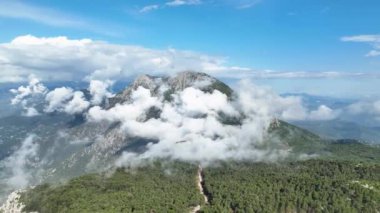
{"left": 167, "top": 71, "right": 216, "bottom": 91}
{"left": 108, "top": 71, "right": 232, "bottom": 107}
{"left": 131, "top": 74, "right": 162, "bottom": 91}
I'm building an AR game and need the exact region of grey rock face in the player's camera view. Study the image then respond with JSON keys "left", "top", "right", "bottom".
{"left": 167, "top": 71, "right": 216, "bottom": 91}
{"left": 109, "top": 71, "right": 231, "bottom": 107}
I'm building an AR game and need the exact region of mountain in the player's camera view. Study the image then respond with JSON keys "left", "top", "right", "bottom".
{"left": 0, "top": 72, "right": 236, "bottom": 197}
{"left": 293, "top": 119, "right": 380, "bottom": 144}
{"left": 1, "top": 72, "right": 378, "bottom": 182}
{"left": 1, "top": 71, "right": 380, "bottom": 212}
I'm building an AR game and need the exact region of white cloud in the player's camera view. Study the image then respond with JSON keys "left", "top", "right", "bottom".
{"left": 11, "top": 34, "right": 92, "bottom": 47}
{"left": 44, "top": 88, "right": 91, "bottom": 115}
{"left": 44, "top": 87, "right": 75, "bottom": 113}
{"left": 0, "top": 1, "right": 120, "bottom": 36}
{"left": 10, "top": 76, "right": 116, "bottom": 116}
{"left": 140, "top": 4, "right": 160, "bottom": 13}
{"left": 89, "top": 80, "right": 114, "bottom": 105}
{"left": 64, "top": 91, "right": 90, "bottom": 114}
{"left": 235, "top": 0, "right": 261, "bottom": 9}
{"left": 88, "top": 86, "right": 160, "bottom": 123}
{"left": 1, "top": 35, "right": 372, "bottom": 84}
{"left": 341, "top": 35, "right": 380, "bottom": 43}
{"left": 10, "top": 75, "right": 47, "bottom": 105}
{"left": 366, "top": 50, "right": 380, "bottom": 57}
{"left": 10, "top": 72, "right": 340, "bottom": 122}
{"left": 23, "top": 107, "right": 40, "bottom": 117}
{"left": 0, "top": 1, "right": 85, "bottom": 28}
{"left": 166, "top": 0, "right": 202, "bottom": 7}
{"left": 2, "top": 135, "right": 39, "bottom": 188}
{"left": 236, "top": 80, "right": 305, "bottom": 120}
{"left": 218, "top": 70, "right": 367, "bottom": 79}
{"left": 236, "top": 80, "right": 338, "bottom": 121}
{"left": 10, "top": 75, "right": 47, "bottom": 116}
{"left": 108, "top": 83, "right": 285, "bottom": 165}
{"left": 8, "top": 72, "right": 342, "bottom": 168}
{"left": 139, "top": 0, "right": 201, "bottom": 14}
{"left": 341, "top": 34, "right": 380, "bottom": 57}
{"left": 308, "top": 105, "right": 339, "bottom": 121}
{"left": 348, "top": 100, "right": 380, "bottom": 118}
{"left": 0, "top": 35, "right": 247, "bottom": 83}
{"left": 85, "top": 78, "right": 338, "bottom": 166}
{"left": 179, "top": 88, "right": 237, "bottom": 116}
{"left": 215, "top": 0, "right": 261, "bottom": 9}
{"left": 140, "top": 0, "right": 261, "bottom": 13}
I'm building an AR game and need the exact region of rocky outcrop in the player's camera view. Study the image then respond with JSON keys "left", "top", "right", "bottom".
{"left": 168, "top": 71, "right": 216, "bottom": 91}
{"left": 109, "top": 71, "right": 232, "bottom": 107}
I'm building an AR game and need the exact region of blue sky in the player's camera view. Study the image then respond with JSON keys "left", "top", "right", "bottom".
{"left": 0, "top": 0, "right": 379, "bottom": 97}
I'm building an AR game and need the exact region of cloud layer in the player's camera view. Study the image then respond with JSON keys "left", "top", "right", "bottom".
{"left": 91, "top": 81, "right": 287, "bottom": 166}
{"left": 342, "top": 34, "right": 380, "bottom": 57}
{"left": 0, "top": 35, "right": 246, "bottom": 83}
{"left": 10, "top": 75, "right": 340, "bottom": 166}
{"left": 0, "top": 35, "right": 372, "bottom": 84}
{"left": 348, "top": 100, "right": 380, "bottom": 120}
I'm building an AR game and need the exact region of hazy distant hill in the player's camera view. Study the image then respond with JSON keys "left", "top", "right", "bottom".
{"left": 293, "top": 119, "right": 380, "bottom": 144}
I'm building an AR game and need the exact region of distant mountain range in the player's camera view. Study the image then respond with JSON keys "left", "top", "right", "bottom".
{"left": 292, "top": 119, "right": 380, "bottom": 144}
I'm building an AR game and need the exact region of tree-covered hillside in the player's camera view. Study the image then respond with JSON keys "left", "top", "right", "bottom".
{"left": 19, "top": 159, "right": 380, "bottom": 213}
{"left": 20, "top": 163, "right": 204, "bottom": 213}
{"left": 202, "top": 160, "right": 380, "bottom": 212}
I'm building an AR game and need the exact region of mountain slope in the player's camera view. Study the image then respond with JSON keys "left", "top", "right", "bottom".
{"left": 1, "top": 72, "right": 379, "bottom": 185}
{"left": 17, "top": 160, "right": 380, "bottom": 213}
{"left": 1, "top": 71, "right": 380, "bottom": 211}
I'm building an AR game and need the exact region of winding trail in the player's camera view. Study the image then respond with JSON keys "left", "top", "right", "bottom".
{"left": 197, "top": 165, "right": 209, "bottom": 204}
{"left": 190, "top": 165, "right": 210, "bottom": 213}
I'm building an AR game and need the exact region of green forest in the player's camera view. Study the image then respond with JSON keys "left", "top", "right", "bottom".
{"left": 202, "top": 160, "right": 380, "bottom": 212}
{"left": 20, "top": 159, "right": 380, "bottom": 213}
{"left": 20, "top": 163, "right": 203, "bottom": 213}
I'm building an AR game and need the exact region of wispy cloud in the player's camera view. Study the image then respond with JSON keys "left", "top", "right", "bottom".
{"left": 0, "top": 0, "right": 85, "bottom": 28}
{"left": 139, "top": 0, "right": 202, "bottom": 13}
{"left": 341, "top": 35, "right": 380, "bottom": 42}
{"left": 139, "top": 4, "right": 160, "bottom": 13}
{"left": 235, "top": 0, "right": 261, "bottom": 10}
{"left": 139, "top": 0, "right": 261, "bottom": 14}
{"left": 0, "top": 1, "right": 122, "bottom": 37}
{"left": 218, "top": 70, "right": 371, "bottom": 79}
{"left": 341, "top": 34, "right": 380, "bottom": 57}
{"left": 166, "top": 0, "right": 202, "bottom": 7}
